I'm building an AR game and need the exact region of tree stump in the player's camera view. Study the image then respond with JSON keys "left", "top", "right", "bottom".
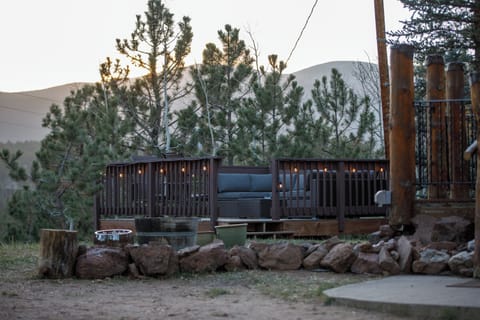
{"left": 38, "top": 229, "right": 79, "bottom": 278}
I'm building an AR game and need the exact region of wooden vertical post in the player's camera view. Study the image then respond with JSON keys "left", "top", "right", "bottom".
{"left": 389, "top": 44, "right": 415, "bottom": 226}
{"left": 209, "top": 157, "right": 219, "bottom": 228}
{"left": 469, "top": 72, "right": 480, "bottom": 278}
{"left": 448, "top": 63, "right": 469, "bottom": 199}
{"left": 425, "top": 55, "right": 447, "bottom": 199}
{"left": 271, "top": 159, "right": 280, "bottom": 220}
{"left": 147, "top": 162, "right": 154, "bottom": 217}
{"left": 336, "top": 161, "right": 346, "bottom": 233}
{"left": 374, "top": 0, "right": 390, "bottom": 159}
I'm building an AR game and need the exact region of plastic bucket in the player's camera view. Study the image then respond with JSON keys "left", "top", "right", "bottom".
{"left": 94, "top": 229, "right": 133, "bottom": 247}
{"left": 196, "top": 231, "right": 215, "bottom": 246}
{"left": 135, "top": 217, "right": 199, "bottom": 251}
{"left": 215, "top": 223, "right": 247, "bottom": 249}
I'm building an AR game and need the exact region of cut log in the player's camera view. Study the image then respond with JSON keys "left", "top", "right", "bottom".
{"left": 38, "top": 229, "right": 79, "bottom": 278}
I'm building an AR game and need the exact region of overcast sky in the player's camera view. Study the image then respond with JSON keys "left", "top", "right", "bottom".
{"left": 0, "top": 0, "right": 410, "bottom": 92}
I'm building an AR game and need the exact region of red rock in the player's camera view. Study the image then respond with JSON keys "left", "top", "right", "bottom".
{"left": 128, "top": 244, "right": 178, "bottom": 276}
{"left": 258, "top": 243, "right": 303, "bottom": 270}
{"left": 350, "top": 252, "right": 382, "bottom": 274}
{"left": 320, "top": 243, "right": 356, "bottom": 273}
{"left": 75, "top": 247, "right": 128, "bottom": 279}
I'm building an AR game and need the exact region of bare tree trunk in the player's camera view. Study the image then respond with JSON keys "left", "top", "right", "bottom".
{"left": 38, "top": 229, "right": 78, "bottom": 279}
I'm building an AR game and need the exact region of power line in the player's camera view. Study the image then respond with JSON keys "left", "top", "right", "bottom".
{"left": 0, "top": 104, "right": 46, "bottom": 116}
{"left": 285, "top": 0, "right": 319, "bottom": 66}
{"left": 0, "top": 120, "right": 46, "bottom": 130}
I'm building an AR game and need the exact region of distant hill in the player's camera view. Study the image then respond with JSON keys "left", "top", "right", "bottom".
{"left": 0, "top": 83, "right": 89, "bottom": 142}
{"left": 0, "top": 61, "right": 377, "bottom": 143}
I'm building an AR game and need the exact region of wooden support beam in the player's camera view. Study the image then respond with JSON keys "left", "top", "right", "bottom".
{"left": 469, "top": 72, "right": 480, "bottom": 278}
{"left": 425, "top": 55, "right": 447, "bottom": 199}
{"left": 448, "top": 62, "right": 469, "bottom": 199}
{"left": 389, "top": 44, "right": 415, "bottom": 226}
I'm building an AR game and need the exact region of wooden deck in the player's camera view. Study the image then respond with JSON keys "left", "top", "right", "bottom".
{"left": 99, "top": 217, "right": 387, "bottom": 239}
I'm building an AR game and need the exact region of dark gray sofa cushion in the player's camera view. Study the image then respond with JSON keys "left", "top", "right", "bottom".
{"left": 249, "top": 174, "right": 272, "bottom": 192}
{"left": 218, "top": 173, "right": 251, "bottom": 192}
{"left": 218, "top": 191, "right": 272, "bottom": 199}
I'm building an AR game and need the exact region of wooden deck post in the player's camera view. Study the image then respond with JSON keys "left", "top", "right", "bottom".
{"left": 448, "top": 62, "right": 469, "bottom": 199}
{"left": 209, "top": 157, "right": 219, "bottom": 228}
{"left": 389, "top": 44, "right": 415, "bottom": 226}
{"left": 469, "top": 72, "right": 480, "bottom": 278}
{"left": 271, "top": 159, "right": 281, "bottom": 220}
{"left": 336, "top": 161, "right": 346, "bottom": 233}
{"left": 425, "top": 55, "right": 448, "bottom": 199}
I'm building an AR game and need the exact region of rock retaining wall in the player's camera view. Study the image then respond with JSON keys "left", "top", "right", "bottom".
{"left": 74, "top": 216, "right": 475, "bottom": 279}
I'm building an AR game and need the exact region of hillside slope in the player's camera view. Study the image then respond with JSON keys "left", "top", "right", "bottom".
{"left": 0, "top": 61, "right": 377, "bottom": 143}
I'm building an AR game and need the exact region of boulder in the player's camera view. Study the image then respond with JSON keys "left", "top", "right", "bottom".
{"left": 431, "top": 216, "right": 473, "bottom": 243}
{"left": 467, "top": 239, "right": 475, "bottom": 252}
{"left": 425, "top": 241, "right": 458, "bottom": 252}
{"left": 411, "top": 214, "right": 437, "bottom": 244}
{"left": 302, "top": 245, "right": 328, "bottom": 270}
{"left": 448, "top": 251, "right": 474, "bottom": 277}
{"left": 224, "top": 255, "right": 244, "bottom": 271}
{"left": 304, "top": 243, "right": 323, "bottom": 257}
{"left": 258, "top": 242, "right": 303, "bottom": 270}
{"left": 397, "top": 236, "right": 413, "bottom": 273}
{"left": 367, "top": 231, "right": 382, "bottom": 244}
{"left": 75, "top": 247, "right": 128, "bottom": 279}
{"left": 179, "top": 241, "right": 227, "bottom": 273}
{"left": 128, "top": 244, "right": 178, "bottom": 277}
{"left": 390, "top": 250, "right": 400, "bottom": 261}
{"left": 353, "top": 241, "right": 374, "bottom": 253}
{"left": 229, "top": 246, "right": 258, "bottom": 269}
{"left": 350, "top": 252, "right": 382, "bottom": 274}
{"left": 412, "top": 249, "right": 450, "bottom": 274}
{"left": 323, "top": 236, "right": 344, "bottom": 251}
{"left": 248, "top": 241, "right": 269, "bottom": 255}
{"left": 320, "top": 243, "right": 356, "bottom": 273}
{"left": 378, "top": 246, "right": 400, "bottom": 275}
{"left": 379, "top": 224, "right": 395, "bottom": 238}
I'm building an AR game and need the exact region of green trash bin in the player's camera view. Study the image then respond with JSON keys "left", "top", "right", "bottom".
{"left": 215, "top": 223, "right": 247, "bottom": 249}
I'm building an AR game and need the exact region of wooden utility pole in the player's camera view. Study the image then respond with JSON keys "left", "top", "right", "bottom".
{"left": 374, "top": 0, "right": 390, "bottom": 159}
{"left": 389, "top": 44, "right": 415, "bottom": 226}
{"left": 425, "top": 55, "right": 447, "bottom": 199}
{"left": 469, "top": 72, "right": 480, "bottom": 278}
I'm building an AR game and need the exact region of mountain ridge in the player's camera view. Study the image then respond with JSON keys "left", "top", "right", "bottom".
{"left": 0, "top": 61, "right": 377, "bottom": 143}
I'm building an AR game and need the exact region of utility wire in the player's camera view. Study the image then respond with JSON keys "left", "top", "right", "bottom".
{"left": 285, "top": 0, "right": 319, "bottom": 66}
{"left": 0, "top": 104, "right": 46, "bottom": 116}
{"left": 0, "top": 120, "right": 46, "bottom": 130}
{"left": 0, "top": 91, "right": 64, "bottom": 104}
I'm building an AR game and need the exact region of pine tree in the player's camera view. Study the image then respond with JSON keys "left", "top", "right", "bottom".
{"left": 311, "top": 68, "right": 378, "bottom": 158}
{"left": 116, "top": 0, "right": 193, "bottom": 154}
{"left": 390, "top": 0, "right": 480, "bottom": 70}
{"left": 238, "top": 55, "right": 298, "bottom": 164}
{"left": 0, "top": 80, "right": 133, "bottom": 240}
{"left": 176, "top": 25, "right": 253, "bottom": 164}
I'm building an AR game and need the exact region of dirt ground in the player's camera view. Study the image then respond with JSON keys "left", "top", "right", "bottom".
{"left": 0, "top": 267, "right": 410, "bottom": 320}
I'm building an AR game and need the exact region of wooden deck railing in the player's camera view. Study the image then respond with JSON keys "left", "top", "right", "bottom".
{"left": 271, "top": 159, "right": 389, "bottom": 231}
{"left": 94, "top": 157, "right": 389, "bottom": 231}
{"left": 94, "top": 157, "right": 221, "bottom": 230}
